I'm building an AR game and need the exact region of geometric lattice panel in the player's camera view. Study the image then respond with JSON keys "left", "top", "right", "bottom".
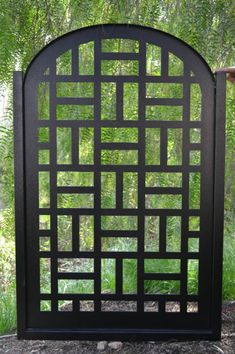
{"left": 14, "top": 24, "right": 225, "bottom": 340}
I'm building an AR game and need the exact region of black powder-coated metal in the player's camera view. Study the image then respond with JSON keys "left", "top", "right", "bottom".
{"left": 13, "top": 24, "right": 226, "bottom": 340}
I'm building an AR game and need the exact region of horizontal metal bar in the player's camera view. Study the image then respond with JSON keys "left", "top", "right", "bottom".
{"left": 38, "top": 164, "right": 201, "bottom": 172}
{"left": 40, "top": 75, "right": 199, "bottom": 83}
{"left": 38, "top": 165, "right": 95, "bottom": 171}
{"left": 56, "top": 186, "right": 94, "bottom": 193}
{"left": 37, "top": 143, "right": 50, "bottom": 149}
{"left": 39, "top": 251, "right": 200, "bottom": 259}
{"left": 39, "top": 252, "right": 95, "bottom": 258}
{"left": 101, "top": 142, "right": 138, "bottom": 149}
{"left": 145, "top": 187, "right": 183, "bottom": 194}
{"left": 36, "top": 119, "right": 202, "bottom": 129}
{"left": 38, "top": 207, "right": 201, "bottom": 216}
{"left": 39, "top": 230, "right": 52, "bottom": 237}
{"left": 57, "top": 273, "right": 94, "bottom": 279}
{"left": 145, "top": 98, "right": 183, "bottom": 106}
{"left": 189, "top": 143, "right": 201, "bottom": 150}
{"left": 39, "top": 293, "right": 199, "bottom": 301}
{"left": 188, "top": 232, "right": 201, "bottom": 238}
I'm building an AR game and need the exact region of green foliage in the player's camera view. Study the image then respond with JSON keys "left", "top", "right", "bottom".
{"left": 0, "top": 288, "right": 16, "bottom": 335}
{"left": 0, "top": 209, "right": 15, "bottom": 290}
{"left": 0, "top": 0, "right": 235, "bottom": 334}
{"left": 0, "top": 209, "right": 16, "bottom": 334}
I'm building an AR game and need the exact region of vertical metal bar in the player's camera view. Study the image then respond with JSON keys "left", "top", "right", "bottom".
{"left": 72, "top": 47, "right": 79, "bottom": 76}
{"left": 72, "top": 128, "right": 79, "bottom": 165}
{"left": 49, "top": 62, "right": 58, "bottom": 313}
{"left": 137, "top": 40, "right": 146, "bottom": 312}
{"left": 116, "top": 81, "right": 123, "bottom": 121}
{"left": 116, "top": 258, "right": 122, "bottom": 295}
{"left": 94, "top": 36, "right": 102, "bottom": 312}
{"left": 161, "top": 49, "right": 169, "bottom": 78}
{"left": 13, "top": 71, "right": 26, "bottom": 338}
{"left": 116, "top": 172, "right": 123, "bottom": 209}
{"left": 181, "top": 67, "right": 190, "bottom": 314}
{"left": 72, "top": 214, "right": 79, "bottom": 254}
{"left": 211, "top": 72, "right": 226, "bottom": 340}
{"left": 159, "top": 215, "right": 166, "bottom": 253}
{"left": 160, "top": 128, "right": 167, "bottom": 168}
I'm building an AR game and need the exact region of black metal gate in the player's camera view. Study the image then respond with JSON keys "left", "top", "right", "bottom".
{"left": 14, "top": 24, "right": 226, "bottom": 340}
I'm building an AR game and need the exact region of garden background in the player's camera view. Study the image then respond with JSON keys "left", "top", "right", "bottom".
{"left": 0, "top": 0, "right": 234, "bottom": 335}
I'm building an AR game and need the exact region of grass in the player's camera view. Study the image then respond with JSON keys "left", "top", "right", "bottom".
{"left": 223, "top": 213, "right": 235, "bottom": 300}
{"left": 0, "top": 288, "right": 16, "bottom": 335}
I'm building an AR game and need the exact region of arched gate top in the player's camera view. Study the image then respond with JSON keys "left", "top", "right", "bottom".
{"left": 24, "top": 24, "right": 215, "bottom": 84}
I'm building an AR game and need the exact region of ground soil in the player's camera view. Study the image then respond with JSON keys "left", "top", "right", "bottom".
{"left": 0, "top": 302, "right": 234, "bottom": 354}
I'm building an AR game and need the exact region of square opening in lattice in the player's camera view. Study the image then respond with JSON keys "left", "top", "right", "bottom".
{"left": 187, "top": 301, "right": 198, "bottom": 313}
{"left": 190, "top": 150, "right": 201, "bottom": 166}
{"left": 144, "top": 301, "right": 158, "bottom": 312}
{"left": 38, "top": 149, "right": 50, "bottom": 165}
{"left": 190, "top": 128, "right": 201, "bottom": 143}
{"left": 38, "top": 127, "right": 49, "bottom": 142}
{"left": 39, "top": 237, "right": 51, "bottom": 252}
{"left": 58, "top": 300, "right": 73, "bottom": 312}
{"left": 165, "top": 301, "right": 180, "bottom": 312}
{"left": 188, "top": 238, "right": 199, "bottom": 253}
{"left": 189, "top": 216, "right": 200, "bottom": 231}
{"left": 39, "top": 215, "right": 51, "bottom": 230}
{"left": 40, "top": 300, "right": 51, "bottom": 312}
{"left": 80, "top": 300, "right": 94, "bottom": 312}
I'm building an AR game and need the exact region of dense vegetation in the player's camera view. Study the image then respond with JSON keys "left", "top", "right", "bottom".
{"left": 0, "top": 0, "right": 234, "bottom": 334}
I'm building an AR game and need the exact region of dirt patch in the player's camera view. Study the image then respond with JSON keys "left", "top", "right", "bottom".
{"left": 0, "top": 302, "right": 234, "bottom": 354}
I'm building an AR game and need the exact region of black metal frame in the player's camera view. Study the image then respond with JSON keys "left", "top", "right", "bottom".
{"left": 13, "top": 24, "right": 226, "bottom": 340}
